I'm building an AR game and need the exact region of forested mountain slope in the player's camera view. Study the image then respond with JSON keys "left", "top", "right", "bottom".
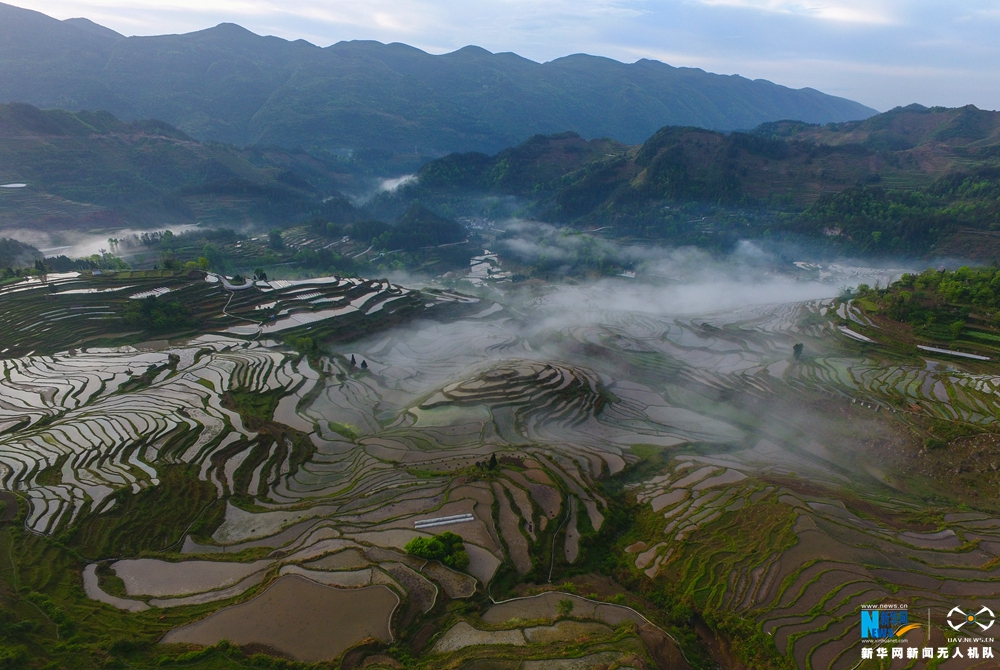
{"left": 0, "top": 2, "right": 875, "bottom": 155}
{"left": 0, "top": 103, "right": 351, "bottom": 230}
{"left": 404, "top": 105, "right": 1000, "bottom": 257}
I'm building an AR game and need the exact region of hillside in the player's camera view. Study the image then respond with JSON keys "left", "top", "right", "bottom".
{"left": 758, "top": 103, "right": 1000, "bottom": 153}
{"left": 848, "top": 266, "right": 1000, "bottom": 359}
{"left": 402, "top": 105, "right": 1000, "bottom": 257}
{"left": 0, "top": 3, "right": 875, "bottom": 156}
{"left": 0, "top": 103, "right": 356, "bottom": 231}
{"left": 6, "top": 101, "right": 1000, "bottom": 260}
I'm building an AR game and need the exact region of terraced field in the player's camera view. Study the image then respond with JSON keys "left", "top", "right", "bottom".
{"left": 3, "top": 269, "right": 1000, "bottom": 668}
{"left": 0, "top": 269, "right": 461, "bottom": 357}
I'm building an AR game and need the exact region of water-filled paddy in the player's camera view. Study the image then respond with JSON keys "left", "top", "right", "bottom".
{"left": 8, "top": 265, "right": 1000, "bottom": 668}
{"left": 113, "top": 558, "right": 271, "bottom": 597}
{"left": 161, "top": 576, "right": 398, "bottom": 661}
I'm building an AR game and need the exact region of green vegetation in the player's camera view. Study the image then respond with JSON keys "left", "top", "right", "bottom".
{"left": 300, "top": 204, "right": 466, "bottom": 260}
{"left": 375, "top": 203, "right": 465, "bottom": 250}
{"left": 62, "top": 463, "right": 223, "bottom": 559}
{"left": 121, "top": 295, "right": 199, "bottom": 332}
{"left": 268, "top": 229, "right": 285, "bottom": 251}
{"left": 224, "top": 388, "right": 284, "bottom": 430}
{"left": 10, "top": 99, "right": 1000, "bottom": 270}
{"left": 0, "top": 238, "right": 40, "bottom": 269}
{"left": 404, "top": 532, "right": 471, "bottom": 571}
{"left": 399, "top": 105, "right": 1000, "bottom": 258}
{"left": 1, "top": 239, "right": 128, "bottom": 282}
{"left": 856, "top": 266, "right": 1000, "bottom": 344}
{"left": 0, "top": 102, "right": 364, "bottom": 233}
{"left": 791, "top": 167, "right": 1000, "bottom": 255}
{"left": 0, "top": 524, "right": 311, "bottom": 669}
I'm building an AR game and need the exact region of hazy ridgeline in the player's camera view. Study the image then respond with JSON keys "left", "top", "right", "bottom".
{"left": 0, "top": 2, "right": 874, "bottom": 156}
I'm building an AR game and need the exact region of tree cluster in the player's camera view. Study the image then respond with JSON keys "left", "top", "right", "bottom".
{"left": 404, "top": 531, "right": 470, "bottom": 570}
{"left": 121, "top": 296, "right": 198, "bottom": 333}
{"left": 858, "top": 266, "right": 1000, "bottom": 338}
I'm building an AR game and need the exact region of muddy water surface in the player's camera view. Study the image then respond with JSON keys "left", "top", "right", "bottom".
{"left": 161, "top": 575, "right": 398, "bottom": 661}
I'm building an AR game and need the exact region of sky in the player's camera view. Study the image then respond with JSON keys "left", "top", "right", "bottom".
{"left": 12, "top": 0, "right": 1000, "bottom": 112}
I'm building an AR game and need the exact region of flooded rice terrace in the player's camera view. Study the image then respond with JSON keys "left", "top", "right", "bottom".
{"left": 3, "top": 261, "right": 1000, "bottom": 667}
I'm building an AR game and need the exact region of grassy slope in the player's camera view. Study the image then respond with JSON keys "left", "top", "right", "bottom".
{"left": 0, "top": 491, "right": 261, "bottom": 669}
{"left": 62, "top": 463, "right": 224, "bottom": 560}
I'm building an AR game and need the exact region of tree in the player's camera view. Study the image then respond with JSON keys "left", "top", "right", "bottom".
{"left": 291, "top": 337, "right": 316, "bottom": 355}
{"left": 160, "top": 230, "right": 175, "bottom": 251}
{"left": 793, "top": 343, "right": 804, "bottom": 360}
{"left": 268, "top": 229, "right": 285, "bottom": 250}
{"left": 489, "top": 453, "right": 498, "bottom": 470}
{"left": 202, "top": 244, "right": 223, "bottom": 269}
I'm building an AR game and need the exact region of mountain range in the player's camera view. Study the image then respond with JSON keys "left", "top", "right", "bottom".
{"left": 398, "top": 104, "right": 1000, "bottom": 258}
{"left": 0, "top": 2, "right": 876, "bottom": 156}
{"left": 0, "top": 102, "right": 351, "bottom": 231}
{"left": 5, "top": 100, "right": 1000, "bottom": 262}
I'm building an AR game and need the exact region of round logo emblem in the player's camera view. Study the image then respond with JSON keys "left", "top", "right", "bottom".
{"left": 947, "top": 606, "right": 996, "bottom": 632}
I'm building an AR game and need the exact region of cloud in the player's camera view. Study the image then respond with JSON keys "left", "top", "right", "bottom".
{"left": 491, "top": 221, "right": 911, "bottom": 294}
{"left": 692, "top": 0, "right": 898, "bottom": 25}
{"left": 378, "top": 175, "right": 417, "bottom": 193}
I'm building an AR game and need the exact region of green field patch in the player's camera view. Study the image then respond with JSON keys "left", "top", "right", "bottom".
{"left": 223, "top": 387, "right": 284, "bottom": 430}
{"left": 328, "top": 421, "right": 361, "bottom": 440}
{"left": 664, "top": 496, "right": 798, "bottom": 611}
{"left": 0, "top": 524, "right": 279, "bottom": 669}
{"left": 62, "top": 464, "right": 222, "bottom": 560}
{"left": 34, "top": 454, "right": 69, "bottom": 486}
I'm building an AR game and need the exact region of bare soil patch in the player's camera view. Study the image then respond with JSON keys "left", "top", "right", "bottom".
{"left": 523, "top": 620, "right": 612, "bottom": 644}
{"left": 493, "top": 482, "right": 531, "bottom": 575}
{"left": 380, "top": 562, "right": 437, "bottom": 612}
{"left": 304, "top": 548, "right": 370, "bottom": 571}
{"left": 520, "top": 651, "right": 624, "bottom": 670}
{"left": 422, "top": 561, "right": 477, "bottom": 598}
{"left": 466, "top": 544, "right": 502, "bottom": 585}
{"left": 431, "top": 621, "right": 525, "bottom": 654}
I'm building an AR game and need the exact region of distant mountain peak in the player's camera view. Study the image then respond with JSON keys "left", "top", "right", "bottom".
{"left": 200, "top": 22, "right": 259, "bottom": 38}
{"left": 63, "top": 17, "right": 123, "bottom": 40}
{"left": 445, "top": 45, "right": 493, "bottom": 57}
